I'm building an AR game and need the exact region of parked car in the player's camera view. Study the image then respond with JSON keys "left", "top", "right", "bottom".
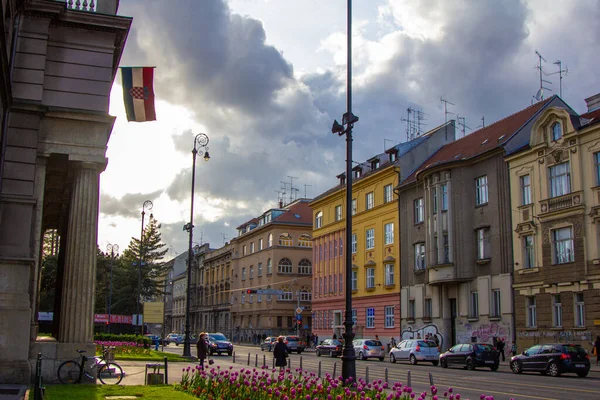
{"left": 389, "top": 339, "right": 439, "bottom": 365}
{"left": 261, "top": 337, "right": 277, "bottom": 352}
{"left": 143, "top": 334, "right": 163, "bottom": 347}
{"left": 164, "top": 333, "right": 184, "bottom": 346}
{"left": 316, "top": 339, "right": 343, "bottom": 357}
{"left": 353, "top": 339, "right": 385, "bottom": 361}
{"left": 207, "top": 333, "right": 234, "bottom": 356}
{"left": 282, "top": 336, "right": 305, "bottom": 354}
{"left": 439, "top": 343, "right": 500, "bottom": 371}
{"left": 510, "top": 343, "right": 590, "bottom": 377}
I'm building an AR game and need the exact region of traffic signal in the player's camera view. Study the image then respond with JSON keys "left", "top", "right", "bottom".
{"left": 246, "top": 289, "right": 257, "bottom": 294}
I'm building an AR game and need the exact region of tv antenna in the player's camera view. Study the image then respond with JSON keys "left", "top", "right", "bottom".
{"left": 274, "top": 190, "right": 283, "bottom": 205}
{"left": 548, "top": 59, "right": 568, "bottom": 98}
{"left": 477, "top": 116, "right": 485, "bottom": 129}
{"left": 533, "top": 50, "right": 552, "bottom": 101}
{"left": 384, "top": 138, "right": 395, "bottom": 151}
{"left": 401, "top": 106, "right": 426, "bottom": 141}
{"left": 440, "top": 97, "right": 455, "bottom": 140}
{"left": 456, "top": 115, "right": 472, "bottom": 138}
{"left": 221, "top": 233, "right": 227, "bottom": 245}
{"left": 303, "top": 184, "right": 312, "bottom": 198}
{"left": 287, "top": 176, "right": 299, "bottom": 203}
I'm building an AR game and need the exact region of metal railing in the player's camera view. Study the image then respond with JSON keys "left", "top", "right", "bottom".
{"left": 64, "top": 0, "right": 119, "bottom": 14}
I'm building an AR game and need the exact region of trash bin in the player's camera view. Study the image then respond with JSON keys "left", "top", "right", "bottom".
{"left": 145, "top": 363, "right": 165, "bottom": 385}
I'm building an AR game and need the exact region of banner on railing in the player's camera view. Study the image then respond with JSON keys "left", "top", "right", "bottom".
{"left": 94, "top": 314, "right": 133, "bottom": 324}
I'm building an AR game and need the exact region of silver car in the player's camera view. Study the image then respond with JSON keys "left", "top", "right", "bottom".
{"left": 389, "top": 339, "right": 440, "bottom": 365}
{"left": 353, "top": 339, "right": 385, "bottom": 361}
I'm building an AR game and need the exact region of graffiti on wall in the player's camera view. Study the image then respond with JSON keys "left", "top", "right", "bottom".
{"left": 401, "top": 324, "right": 443, "bottom": 350}
{"left": 457, "top": 320, "right": 512, "bottom": 355}
{"left": 517, "top": 330, "right": 592, "bottom": 341}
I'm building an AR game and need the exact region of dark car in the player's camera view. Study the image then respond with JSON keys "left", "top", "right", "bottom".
{"left": 164, "top": 333, "right": 184, "bottom": 346}
{"left": 282, "top": 336, "right": 305, "bottom": 354}
{"left": 316, "top": 339, "right": 343, "bottom": 357}
{"left": 510, "top": 343, "right": 590, "bottom": 377}
{"left": 261, "top": 337, "right": 277, "bottom": 352}
{"left": 439, "top": 343, "right": 500, "bottom": 371}
{"left": 143, "top": 334, "right": 163, "bottom": 347}
{"left": 207, "top": 333, "right": 234, "bottom": 356}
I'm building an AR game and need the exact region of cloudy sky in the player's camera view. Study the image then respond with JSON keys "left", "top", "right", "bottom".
{"left": 98, "top": 0, "right": 600, "bottom": 257}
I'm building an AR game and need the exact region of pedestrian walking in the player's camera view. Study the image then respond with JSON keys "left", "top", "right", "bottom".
{"left": 390, "top": 337, "right": 397, "bottom": 348}
{"left": 497, "top": 338, "right": 505, "bottom": 361}
{"left": 314, "top": 335, "right": 319, "bottom": 347}
{"left": 306, "top": 333, "right": 311, "bottom": 349}
{"left": 273, "top": 336, "right": 288, "bottom": 371}
{"left": 593, "top": 335, "right": 600, "bottom": 366}
{"left": 332, "top": 332, "right": 337, "bottom": 340}
{"left": 196, "top": 332, "right": 209, "bottom": 370}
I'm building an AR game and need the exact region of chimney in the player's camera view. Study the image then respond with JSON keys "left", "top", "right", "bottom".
{"left": 279, "top": 200, "right": 283, "bottom": 208}
{"left": 585, "top": 93, "right": 600, "bottom": 113}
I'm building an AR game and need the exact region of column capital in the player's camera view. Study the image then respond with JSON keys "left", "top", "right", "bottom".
{"left": 72, "top": 161, "right": 106, "bottom": 174}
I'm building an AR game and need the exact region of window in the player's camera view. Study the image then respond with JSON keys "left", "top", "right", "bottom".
{"left": 470, "top": 292, "right": 479, "bottom": 318}
{"left": 257, "top": 291, "right": 262, "bottom": 302}
{"left": 329, "top": 275, "right": 333, "bottom": 293}
{"left": 276, "top": 316, "right": 282, "bottom": 328}
{"left": 384, "top": 222, "right": 394, "bottom": 245}
{"left": 552, "top": 226, "right": 574, "bottom": 264}
{"left": 267, "top": 258, "right": 272, "bottom": 274}
{"left": 351, "top": 233, "right": 357, "bottom": 253}
{"left": 414, "top": 243, "right": 425, "bottom": 270}
{"left": 319, "top": 244, "right": 323, "bottom": 260}
{"left": 315, "top": 211, "right": 323, "bottom": 228}
{"left": 443, "top": 233, "right": 449, "bottom": 263}
{"left": 241, "top": 293, "right": 245, "bottom": 304}
{"left": 249, "top": 294, "right": 253, "bottom": 304}
{"left": 352, "top": 199, "right": 357, "bottom": 215}
{"left": 366, "top": 228, "right": 375, "bottom": 249}
{"left": 414, "top": 198, "right": 424, "bottom": 223}
{"left": 298, "top": 259, "right": 312, "bottom": 275}
{"left": 408, "top": 300, "right": 415, "bottom": 319}
{"left": 441, "top": 184, "right": 448, "bottom": 211}
{"left": 385, "top": 264, "right": 394, "bottom": 286}
{"left": 250, "top": 242, "right": 255, "bottom": 253}
{"left": 366, "top": 192, "right": 374, "bottom": 210}
{"left": 372, "top": 159, "right": 380, "bottom": 169}
{"left": 552, "top": 295, "right": 562, "bottom": 327}
{"left": 549, "top": 162, "right": 571, "bottom": 197}
{"left": 595, "top": 152, "right": 600, "bottom": 186}
{"left": 384, "top": 184, "right": 393, "bottom": 203}
{"left": 300, "top": 288, "right": 312, "bottom": 301}
{"left": 355, "top": 169, "right": 361, "bottom": 179}
{"left": 385, "top": 306, "right": 395, "bottom": 328}
{"left": 574, "top": 293, "right": 585, "bottom": 327}
{"left": 424, "top": 298, "right": 432, "bottom": 319}
{"left": 432, "top": 187, "right": 438, "bottom": 214}
{"left": 268, "top": 233, "right": 273, "bottom": 247}
{"left": 552, "top": 121, "right": 562, "bottom": 141}
{"left": 475, "top": 175, "right": 488, "bottom": 205}
{"left": 249, "top": 266, "right": 254, "bottom": 279}
{"left": 241, "top": 267, "right": 246, "bottom": 280}
{"left": 339, "top": 273, "right": 342, "bottom": 293}
{"left": 352, "top": 309, "right": 357, "bottom": 326}
{"left": 332, "top": 274, "right": 336, "bottom": 294}
{"left": 298, "top": 234, "right": 312, "bottom": 247}
{"left": 520, "top": 175, "right": 531, "bottom": 205}
{"left": 476, "top": 228, "right": 490, "bottom": 260}
{"left": 524, "top": 235, "right": 535, "bottom": 269}
{"left": 526, "top": 296, "right": 536, "bottom": 328}
{"left": 278, "top": 286, "right": 293, "bottom": 301}
{"left": 390, "top": 152, "right": 397, "bottom": 162}
{"left": 266, "top": 285, "right": 273, "bottom": 301}
{"left": 242, "top": 245, "right": 247, "bottom": 256}
{"left": 287, "top": 316, "right": 293, "bottom": 328}
{"left": 335, "top": 205, "right": 342, "bottom": 221}
{"left": 333, "top": 239, "right": 337, "bottom": 257}
{"left": 324, "top": 276, "right": 327, "bottom": 294}
{"left": 491, "top": 290, "right": 501, "bottom": 318}
{"left": 258, "top": 238, "right": 263, "bottom": 251}
{"left": 366, "top": 268, "right": 375, "bottom": 289}
{"left": 278, "top": 258, "right": 293, "bottom": 274}
{"left": 351, "top": 270, "right": 358, "bottom": 291}
{"left": 319, "top": 278, "right": 322, "bottom": 295}
{"left": 366, "top": 308, "right": 375, "bottom": 328}
{"left": 279, "top": 233, "right": 292, "bottom": 246}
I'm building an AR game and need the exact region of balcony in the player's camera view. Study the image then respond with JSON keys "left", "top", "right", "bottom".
{"left": 63, "top": 0, "right": 119, "bottom": 14}
{"left": 427, "top": 263, "right": 456, "bottom": 285}
{"left": 539, "top": 191, "right": 584, "bottom": 215}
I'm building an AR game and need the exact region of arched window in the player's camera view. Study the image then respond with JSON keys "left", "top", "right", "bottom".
{"left": 552, "top": 122, "right": 562, "bottom": 141}
{"left": 278, "top": 285, "right": 293, "bottom": 301}
{"left": 268, "top": 233, "right": 273, "bottom": 247}
{"left": 300, "top": 286, "right": 312, "bottom": 301}
{"left": 278, "top": 258, "right": 292, "bottom": 274}
{"left": 298, "top": 234, "right": 312, "bottom": 247}
{"left": 279, "top": 232, "right": 293, "bottom": 246}
{"left": 267, "top": 258, "right": 272, "bottom": 274}
{"left": 315, "top": 211, "right": 323, "bottom": 228}
{"left": 298, "top": 259, "right": 312, "bottom": 275}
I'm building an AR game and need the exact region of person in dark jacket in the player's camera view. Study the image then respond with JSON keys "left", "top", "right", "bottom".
{"left": 196, "top": 332, "right": 209, "bottom": 369}
{"left": 593, "top": 335, "right": 600, "bottom": 366}
{"left": 273, "top": 336, "right": 288, "bottom": 370}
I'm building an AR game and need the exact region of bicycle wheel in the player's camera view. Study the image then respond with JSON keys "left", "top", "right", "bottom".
{"left": 57, "top": 360, "right": 82, "bottom": 384}
{"left": 98, "top": 362, "right": 123, "bottom": 385}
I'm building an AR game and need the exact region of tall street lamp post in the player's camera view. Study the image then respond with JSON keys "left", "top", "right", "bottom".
{"left": 135, "top": 200, "right": 153, "bottom": 335}
{"left": 106, "top": 243, "right": 119, "bottom": 333}
{"left": 183, "top": 133, "right": 210, "bottom": 358}
{"left": 331, "top": 0, "right": 358, "bottom": 383}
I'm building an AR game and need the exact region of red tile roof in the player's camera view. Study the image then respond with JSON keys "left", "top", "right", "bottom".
{"left": 401, "top": 98, "right": 552, "bottom": 185}
{"left": 581, "top": 108, "right": 600, "bottom": 126}
{"left": 273, "top": 200, "right": 313, "bottom": 225}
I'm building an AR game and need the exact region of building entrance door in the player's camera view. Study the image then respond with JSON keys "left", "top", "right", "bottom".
{"left": 450, "top": 299, "right": 457, "bottom": 346}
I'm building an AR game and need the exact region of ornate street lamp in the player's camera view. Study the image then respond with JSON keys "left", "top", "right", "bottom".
{"left": 106, "top": 243, "right": 119, "bottom": 333}
{"left": 331, "top": 0, "right": 358, "bottom": 383}
{"left": 183, "top": 133, "right": 210, "bottom": 358}
{"left": 135, "top": 200, "right": 153, "bottom": 334}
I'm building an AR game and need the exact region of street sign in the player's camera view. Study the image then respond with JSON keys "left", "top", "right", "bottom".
{"left": 256, "top": 289, "right": 284, "bottom": 295}
{"left": 296, "top": 307, "right": 303, "bottom": 314}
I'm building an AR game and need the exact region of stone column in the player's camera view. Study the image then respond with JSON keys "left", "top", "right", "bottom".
{"left": 58, "top": 162, "right": 100, "bottom": 343}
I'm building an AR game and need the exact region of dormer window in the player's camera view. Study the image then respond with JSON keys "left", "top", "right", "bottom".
{"left": 370, "top": 159, "right": 380, "bottom": 170}
{"left": 354, "top": 169, "right": 362, "bottom": 178}
{"left": 390, "top": 152, "right": 397, "bottom": 162}
{"left": 552, "top": 122, "right": 562, "bottom": 141}
{"left": 337, "top": 174, "right": 346, "bottom": 185}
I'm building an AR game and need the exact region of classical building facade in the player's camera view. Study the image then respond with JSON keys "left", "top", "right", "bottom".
{"left": 230, "top": 199, "right": 313, "bottom": 341}
{"left": 507, "top": 94, "right": 600, "bottom": 349}
{"left": 310, "top": 122, "right": 455, "bottom": 342}
{"left": 0, "top": 0, "right": 129, "bottom": 383}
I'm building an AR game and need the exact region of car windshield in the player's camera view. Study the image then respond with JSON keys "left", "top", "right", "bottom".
{"left": 365, "top": 340, "right": 382, "bottom": 346}
{"left": 475, "top": 344, "right": 494, "bottom": 352}
{"left": 332, "top": 340, "right": 342, "bottom": 346}
{"left": 210, "top": 334, "right": 227, "bottom": 341}
{"left": 418, "top": 340, "right": 437, "bottom": 347}
{"left": 287, "top": 337, "right": 299, "bottom": 342}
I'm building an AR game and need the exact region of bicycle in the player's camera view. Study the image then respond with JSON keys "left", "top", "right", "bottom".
{"left": 57, "top": 345, "right": 124, "bottom": 385}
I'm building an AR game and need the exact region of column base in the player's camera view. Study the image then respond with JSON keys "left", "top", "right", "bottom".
{"left": 30, "top": 341, "right": 96, "bottom": 383}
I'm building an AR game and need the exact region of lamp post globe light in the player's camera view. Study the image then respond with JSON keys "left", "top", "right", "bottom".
{"left": 135, "top": 200, "right": 153, "bottom": 335}
{"left": 331, "top": 0, "right": 358, "bottom": 383}
{"left": 183, "top": 133, "right": 210, "bottom": 358}
{"left": 106, "top": 243, "right": 119, "bottom": 333}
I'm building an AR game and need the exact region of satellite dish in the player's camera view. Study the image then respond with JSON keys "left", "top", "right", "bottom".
{"left": 534, "top": 88, "right": 544, "bottom": 101}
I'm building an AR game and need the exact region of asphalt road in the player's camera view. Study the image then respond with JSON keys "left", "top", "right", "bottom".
{"left": 160, "top": 343, "right": 600, "bottom": 400}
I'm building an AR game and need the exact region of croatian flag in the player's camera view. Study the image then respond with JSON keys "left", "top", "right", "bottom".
{"left": 120, "top": 67, "right": 156, "bottom": 122}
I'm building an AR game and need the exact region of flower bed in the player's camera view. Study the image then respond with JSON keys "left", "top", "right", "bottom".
{"left": 176, "top": 365, "right": 504, "bottom": 400}
{"left": 95, "top": 340, "right": 151, "bottom": 356}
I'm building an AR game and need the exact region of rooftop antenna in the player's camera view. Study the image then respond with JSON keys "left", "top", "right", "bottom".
{"left": 548, "top": 60, "right": 568, "bottom": 98}
{"left": 416, "top": 109, "right": 427, "bottom": 136}
{"left": 476, "top": 116, "right": 485, "bottom": 129}
{"left": 280, "top": 181, "right": 289, "bottom": 205}
{"left": 287, "top": 176, "right": 298, "bottom": 203}
{"left": 383, "top": 138, "right": 395, "bottom": 151}
{"left": 400, "top": 107, "right": 413, "bottom": 142}
{"left": 303, "top": 184, "right": 312, "bottom": 198}
{"left": 440, "top": 97, "right": 455, "bottom": 140}
{"left": 533, "top": 50, "right": 552, "bottom": 101}
{"left": 221, "top": 233, "right": 227, "bottom": 245}
{"left": 456, "top": 115, "right": 472, "bottom": 138}
{"left": 274, "top": 189, "right": 283, "bottom": 206}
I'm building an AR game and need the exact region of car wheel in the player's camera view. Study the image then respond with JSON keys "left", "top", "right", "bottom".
{"left": 330, "top": 350, "right": 336, "bottom": 358}
{"left": 359, "top": 351, "right": 365, "bottom": 361}
{"left": 466, "top": 359, "right": 475, "bottom": 371}
{"left": 490, "top": 363, "right": 499, "bottom": 372}
{"left": 511, "top": 360, "right": 522, "bottom": 374}
{"left": 576, "top": 371, "right": 588, "bottom": 378}
{"left": 316, "top": 350, "right": 321, "bottom": 357}
{"left": 379, "top": 357, "right": 385, "bottom": 362}
{"left": 548, "top": 362, "right": 560, "bottom": 377}
{"left": 227, "top": 352, "right": 232, "bottom": 356}
{"left": 440, "top": 358, "right": 448, "bottom": 368}
{"left": 409, "top": 354, "right": 417, "bottom": 365}
{"left": 390, "top": 353, "right": 396, "bottom": 364}
{"left": 432, "top": 360, "right": 439, "bottom": 366}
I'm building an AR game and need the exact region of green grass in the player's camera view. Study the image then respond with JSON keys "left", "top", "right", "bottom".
{"left": 114, "top": 351, "right": 188, "bottom": 362}
{"left": 44, "top": 384, "right": 195, "bottom": 400}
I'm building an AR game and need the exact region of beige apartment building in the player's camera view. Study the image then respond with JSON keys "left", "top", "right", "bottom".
{"left": 507, "top": 94, "right": 600, "bottom": 349}
{"left": 230, "top": 199, "right": 313, "bottom": 342}
{"left": 198, "top": 243, "right": 233, "bottom": 337}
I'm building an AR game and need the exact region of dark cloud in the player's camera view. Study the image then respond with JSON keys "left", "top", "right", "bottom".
{"left": 100, "top": 191, "right": 163, "bottom": 218}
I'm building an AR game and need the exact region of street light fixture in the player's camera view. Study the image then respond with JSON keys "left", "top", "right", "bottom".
{"left": 135, "top": 200, "right": 153, "bottom": 335}
{"left": 331, "top": 0, "right": 358, "bottom": 383}
{"left": 183, "top": 133, "right": 210, "bottom": 358}
{"left": 106, "top": 243, "right": 119, "bottom": 333}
